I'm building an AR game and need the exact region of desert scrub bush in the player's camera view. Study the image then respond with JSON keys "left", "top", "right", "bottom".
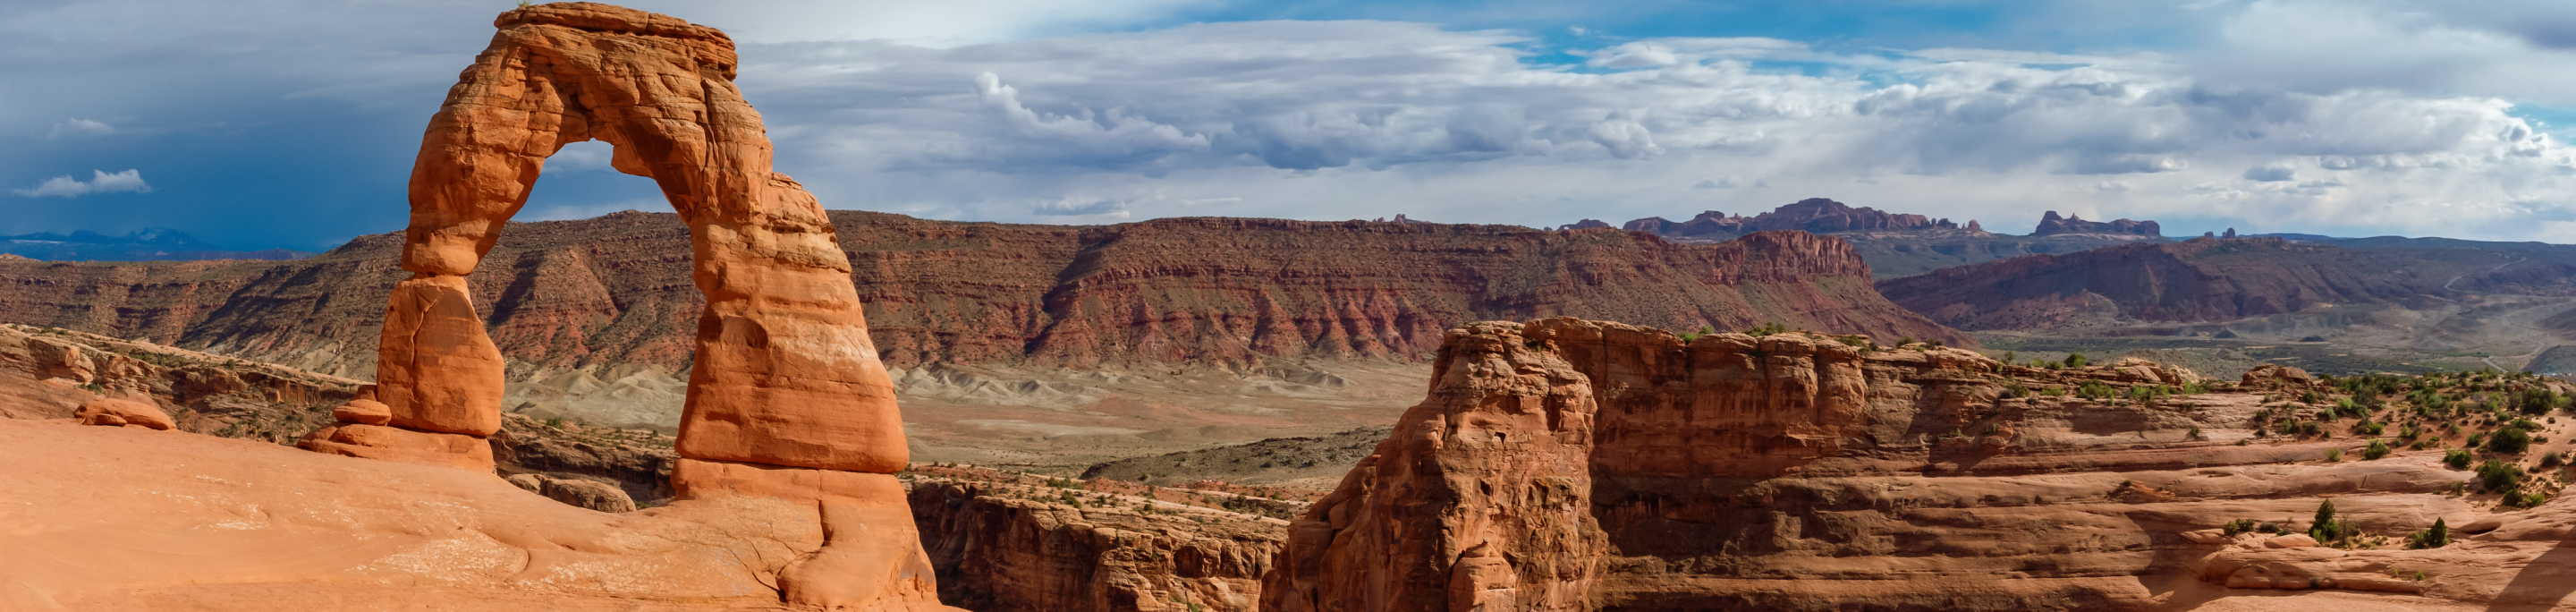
{"left": 2325, "top": 447, "right": 2344, "bottom": 462}
{"left": 2478, "top": 459, "right": 2523, "bottom": 493}
{"left": 2364, "top": 439, "right": 2392, "bottom": 460}
{"left": 1742, "top": 322, "right": 1787, "bottom": 337}
{"left": 2506, "top": 490, "right": 2550, "bottom": 508}
{"left": 2445, "top": 449, "right": 2475, "bottom": 470}
{"left": 2468, "top": 432, "right": 2487, "bottom": 448}
{"left": 2065, "top": 353, "right": 2089, "bottom": 369}
{"left": 2406, "top": 518, "right": 2450, "bottom": 549}
{"left": 2545, "top": 452, "right": 2567, "bottom": 468}
{"left": 2221, "top": 518, "right": 2261, "bottom": 536}
{"left": 2488, "top": 427, "right": 2532, "bottom": 455}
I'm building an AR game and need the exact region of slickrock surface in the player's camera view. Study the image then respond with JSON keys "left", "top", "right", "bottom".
{"left": 0, "top": 416, "right": 884, "bottom": 611}
{"left": 0, "top": 211, "right": 1966, "bottom": 378}
{"left": 908, "top": 478, "right": 1287, "bottom": 612}
{"left": 1264, "top": 317, "right": 2576, "bottom": 611}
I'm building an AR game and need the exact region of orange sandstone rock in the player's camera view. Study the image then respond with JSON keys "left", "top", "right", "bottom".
{"left": 300, "top": 423, "right": 497, "bottom": 472}
{"left": 331, "top": 399, "right": 392, "bottom": 426}
{"left": 360, "top": 4, "right": 943, "bottom": 608}
{"left": 377, "top": 276, "right": 505, "bottom": 437}
{"left": 73, "top": 397, "right": 172, "bottom": 430}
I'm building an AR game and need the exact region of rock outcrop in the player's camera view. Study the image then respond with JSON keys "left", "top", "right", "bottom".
{"left": 0, "top": 212, "right": 1970, "bottom": 376}
{"left": 306, "top": 4, "right": 946, "bottom": 609}
{"left": 72, "top": 397, "right": 173, "bottom": 429}
{"left": 909, "top": 478, "right": 1286, "bottom": 612}
{"left": 1621, "top": 198, "right": 1956, "bottom": 239}
{"left": 1263, "top": 318, "right": 2548, "bottom": 611}
{"left": 2033, "top": 210, "right": 2160, "bottom": 236}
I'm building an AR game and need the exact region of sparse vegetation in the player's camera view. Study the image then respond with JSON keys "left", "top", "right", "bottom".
{"left": 2405, "top": 518, "right": 2449, "bottom": 549}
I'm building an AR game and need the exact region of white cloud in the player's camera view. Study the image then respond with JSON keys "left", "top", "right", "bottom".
{"left": 732, "top": 21, "right": 2576, "bottom": 240}
{"left": 13, "top": 169, "right": 151, "bottom": 198}
{"left": 45, "top": 119, "right": 114, "bottom": 139}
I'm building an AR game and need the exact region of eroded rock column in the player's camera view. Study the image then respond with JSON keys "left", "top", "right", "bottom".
{"left": 302, "top": 4, "right": 945, "bottom": 609}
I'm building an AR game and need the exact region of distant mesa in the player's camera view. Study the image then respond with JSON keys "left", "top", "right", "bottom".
{"left": 1618, "top": 198, "right": 1970, "bottom": 240}
{"left": 1372, "top": 214, "right": 1432, "bottom": 225}
{"left": 1556, "top": 218, "right": 1612, "bottom": 230}
{"left": 2033, "top": 210, "right": 2160, "bottom": 237}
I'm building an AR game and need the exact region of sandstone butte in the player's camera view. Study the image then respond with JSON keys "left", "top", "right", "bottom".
{"left": 0, "top": 212, "right": 1966, "bottom": 380}
{"left": 284, "top": 4, "right": 945, "bottom": 610}
{"left": 1261, "top": 317, "right": 2576, "bottom": 611}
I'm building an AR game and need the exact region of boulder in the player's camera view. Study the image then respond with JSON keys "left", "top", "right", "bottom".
{"left": 331, "top": 399, "right": 392, "bottom": 426}
{"left": 73, "top": 397, "right": 173, "bottom": 430}
{"left": 538, "top": 476, "right": 638, "bottom": 513}
{"left": 2262, "top": 534, "right": 2320, "bottom": 548}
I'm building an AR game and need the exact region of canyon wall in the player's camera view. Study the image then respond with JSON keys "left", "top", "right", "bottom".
{"left": 910, "top": 480, "right": 1284, "bottom": 612}
{"left": 0, "top": 212, "right": 1966, "bottom": 376}
{"left": 1264, "top": 318, "right": 2531, "bottom": 611}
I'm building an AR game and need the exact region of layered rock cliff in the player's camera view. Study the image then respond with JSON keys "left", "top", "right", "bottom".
{"left": 1264, "top": 318, "right": 2566, "bottom": 611}
{"left": 1875, "top": 237, "right": 2576, "bottom": 330}
{"left": 910, "top": 478, "right": 1286, "bottom": 612}
{"left": 2033, "top": 211, "right": 2161, "bottom": 237}
{"left": 1621, "top": 198, "right": 1959, "bottom": 239}
{"left": 0, "top": 211, "right": 1967, "bottom": 375}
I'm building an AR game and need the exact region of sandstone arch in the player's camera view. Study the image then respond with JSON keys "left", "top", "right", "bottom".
{"left": 299, "top": 4, "right": 944, "bottom": 608}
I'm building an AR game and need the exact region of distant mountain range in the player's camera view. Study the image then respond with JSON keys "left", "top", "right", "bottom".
{"left": 1580, "top": 199, "right": 2175, "bottom": 278}
{"left": 0, "top": 228, "right": 312, "bottom": 261}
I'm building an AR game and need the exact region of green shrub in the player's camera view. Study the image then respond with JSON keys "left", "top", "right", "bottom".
{"left": 2066, "top": 353, "right": 2089, "bottom": 369}
{"left": 2221, "top": 518, "right": 2259, "bottom": 536}
{"left": 2405, "top": 518, "right": 2449, "bottom": 549}
{"left": 2445, "top": 449, "right": 2473, "bottom": 470}
{"left": 2363, "top": 438, "right": 2391, "bottom": 460}
{"left": 2489, "top": 427, "right": 2532, "bottom": 455}
{"left": 2478, "top": 459, "right": 2522, "bottom": 493}
{"left": 2325, "top": 447, "right": 2343, "bottom": 462}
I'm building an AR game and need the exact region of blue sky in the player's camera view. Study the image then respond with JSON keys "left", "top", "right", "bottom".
{"left": 4, "top": 0, "right": 2575, "bottom": 251}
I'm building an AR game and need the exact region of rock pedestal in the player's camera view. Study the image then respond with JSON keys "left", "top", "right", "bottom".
{"left": 307, "top": 4, "right": 945, "bottom": 609}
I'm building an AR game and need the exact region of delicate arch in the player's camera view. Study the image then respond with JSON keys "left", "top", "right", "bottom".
{"left": 376, "top": 3, "right": 906, "bottom": 474}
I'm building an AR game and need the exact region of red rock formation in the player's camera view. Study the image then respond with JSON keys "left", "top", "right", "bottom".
{"left": 304, "top": 4, "right": 946, "bottom": 609}
{"left": 0, "top": 212, "right": 1970, "bottom": 373}
{"left": 2032, "top": 210, "right": 2160, "bottom": 236}
{"left": 909, "top": 479, "right": 1285, "bottom": 612}
{"left": 1265, "top": 318, "right": 2513, "bottom": 610}
{"left": 1265, "top": 320, "right": 1607, "bottom": 612}
{"left": 72, "top": 397, "right": 173, "bottom": 429}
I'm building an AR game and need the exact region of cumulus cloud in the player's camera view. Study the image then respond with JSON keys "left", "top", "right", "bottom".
{"left": 14, "top": 170, "right": 151, "bottom": 198}
{"left": 46, "top": 119, "right": 114, "bottom": 139}
{"left": 6, "top": 0, "right": 2576, "bottom": 243}
{"left": 729, "top": 21, "right": 2573, "bottom": 239}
